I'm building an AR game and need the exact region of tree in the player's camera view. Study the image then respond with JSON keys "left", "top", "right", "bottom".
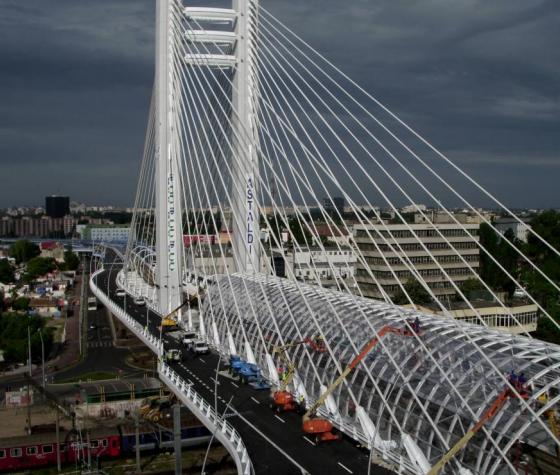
{"left": 393, "top": 278, "right": 433, "bottom": 306}
{"left": 458, "top": 278, "right": 486, "bottom": 299}
{"left": 9, "top": 240, "right": 40, "bottom": 264}
{"left": 12, "top": 297, "right": 29, "bottom": 312}
{"left": 63, "top": 249, "right": 80, "bottom": 271}
{"left": 288, "top": 217, "right": 312, "bottom": 246}
{"left": 23, "top": 257, "right": 57, "bottom": 282}
{"left": 0, "top": 313, "right": 54, "bottom": 365}
{"left": 0, "top": 259, "right": 14, "bottom": 284}
{"left": 479, "top": 223, "right": 518, "bottom": 296}
{"left": 520, "top": 210, "right": 560, "bottom": 343}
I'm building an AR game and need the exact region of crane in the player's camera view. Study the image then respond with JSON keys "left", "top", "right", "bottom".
{"left": 302, "top": 323, "right": 421, "bottom": 443}
{"left": 428, "top": 373, "right": 530, "bottom": 475}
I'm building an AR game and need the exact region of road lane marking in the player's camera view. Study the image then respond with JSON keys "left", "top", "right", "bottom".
{"left": 337, "top": 462, "right": 352, "bottom": 474}
{"left": 234, "top": 411, "right": 309, "bottom": 473}
{"left": 303, "top": 436, "right": 316, "bottom": 446}
{"left": 274, "top": 415, "right": 285, "bottom": 423}
{"left": 199, "top": 358, "right": 206, "bottom": 363}
{"left": 231, "top": 381, "right": 239, "bottom": 388}
{"left": 250, "top": 396, "right": 260, "bottom": 405}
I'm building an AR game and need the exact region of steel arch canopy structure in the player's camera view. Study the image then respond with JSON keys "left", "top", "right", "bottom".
{"left": 202, "top": 273, "right": 560, "bottom": 474}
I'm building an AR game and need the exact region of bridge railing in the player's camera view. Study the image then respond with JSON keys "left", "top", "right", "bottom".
{"left": 90, "top": 270, "right": 253, "bottom": 475}
{"left": 159, "top": 362, "right": 254, "bottom": 475}
{"left": 90, "top": 268, "right": 163, "bottom": 355}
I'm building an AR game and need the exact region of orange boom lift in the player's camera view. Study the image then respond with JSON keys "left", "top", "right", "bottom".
{"left": 302, "top": 322, "right": 421, "bottom": 443}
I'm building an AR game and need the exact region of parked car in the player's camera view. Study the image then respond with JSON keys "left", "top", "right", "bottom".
{"left": 133, "top": 296, "right": 146, "bottom": 306}
{"left": 116, "top": 289, "right": 126, "bottom": 297}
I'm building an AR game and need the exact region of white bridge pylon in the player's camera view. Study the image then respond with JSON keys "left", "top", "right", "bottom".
{"left": 120, "top": 1, "right": 560, "bottom": 474}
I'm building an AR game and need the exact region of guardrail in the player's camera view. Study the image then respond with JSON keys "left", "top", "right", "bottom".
{"left": 90, "top": 268, "right": 253, "bottom": 475}
{"left": 159, "top": 363, "right": 254, "bottom": 475}
{"left": 89, "top": 269, "right": 163, "bottom": 356}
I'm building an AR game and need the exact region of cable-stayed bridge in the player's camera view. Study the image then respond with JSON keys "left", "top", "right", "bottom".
{"left": 90, "top": 1, "right": 560, "bottom": 474}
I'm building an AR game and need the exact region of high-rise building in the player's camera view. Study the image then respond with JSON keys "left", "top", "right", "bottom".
{"left": 45, "top": 195, "right": 70, "bottom": 218}
{"left": 353, "top": 222, "right": 480, "bottom": 301}
{"left": 323, "top": 196, "right": 345, "bottom": 216}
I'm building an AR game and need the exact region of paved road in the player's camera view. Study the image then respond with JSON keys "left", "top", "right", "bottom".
{"left": 94, "top": 253, "right": 393, "bottom": 475}
{"left": 53, "top": 287, "right": 136, "bottom": 382}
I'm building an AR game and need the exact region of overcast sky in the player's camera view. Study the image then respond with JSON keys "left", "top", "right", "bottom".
{"left": 0, "top": 0, "right": 558, "bottom": 209}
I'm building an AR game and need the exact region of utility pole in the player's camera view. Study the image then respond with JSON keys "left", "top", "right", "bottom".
{"left": 173, "top": 403, "right": 182, "bottom": 475}
{"left": 55, "top": 407, "right": 61, "bottom": 472}
{"left": 135, "top": 410, "right": 141, "bottom": 473}
{"left": 27, "top": 326, "right": 32, "bottom": 435}
{"left": 39, "top": 330, "right": 45, "bottom": 389}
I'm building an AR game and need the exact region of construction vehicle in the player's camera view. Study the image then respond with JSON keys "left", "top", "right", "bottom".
{"left": 140, "top": 396, "right": 172, "bottom": 423}
{"left": 538, "top": 392, "right": 559, "bottom": 446}
{"left": 270, "top": 337, "right": 328, "bottom": 413}
{"left": 229, "top": 355, "right": 270, "bottom": 390}
{"left": 302, "top": 323, "right": 421, "bottom": 443}
{"left": 427, "top": 371, "right": 531, "bottom": 475}
{"left": 160, "top": 299, "right": 190, "bottom": 332}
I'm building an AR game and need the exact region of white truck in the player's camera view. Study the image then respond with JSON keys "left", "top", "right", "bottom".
{"left": 182, "top": 331, "right": 198, "bottom": 349}
{"left": 193, "top": 340, "right": 209, "bottom": 355}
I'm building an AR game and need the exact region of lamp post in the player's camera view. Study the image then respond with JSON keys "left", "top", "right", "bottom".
{"left": 38, "top": 329, "right": 45, "bottom": 388}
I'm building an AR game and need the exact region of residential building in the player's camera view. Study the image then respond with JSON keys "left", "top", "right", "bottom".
{"left": 289, "top": 246, "right": 356, "bottom": 283}
{"left": 29, "top": 297, "right": 61, "bottom": 317}
{"left": 494, "top": 217, "right": 531, "bottom": 243}
{"left": 401, "top": 203, "right": 427, "bottom": 214}
{"left": 80, "top": 225, "right": 130, "bottom": 242}
{"left": 0, "top": 216, "right": 76, "bottom": 238}
{"left": 323, "top": 196, "right": 345, "bottom": 216}
{"left": 353, "top": 222, "right": 480, "bottom": 301}
{"left": 40, "top": 241, "right": 65, "bottom": 263}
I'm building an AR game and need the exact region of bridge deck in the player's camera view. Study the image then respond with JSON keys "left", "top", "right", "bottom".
{"left": 95, "top": 269, "right": 392, "bottom": 475}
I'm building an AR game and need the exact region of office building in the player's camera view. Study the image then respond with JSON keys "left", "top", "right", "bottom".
{"left": 353, "top": 222, "right": 480, "bottom": 301}
{"left": 45, "top": 195, "right": 70, "bottom": 218}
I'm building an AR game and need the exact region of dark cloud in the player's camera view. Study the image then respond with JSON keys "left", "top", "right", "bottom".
{"left": 0, "top": 0, "right": 558, "bottom": 208}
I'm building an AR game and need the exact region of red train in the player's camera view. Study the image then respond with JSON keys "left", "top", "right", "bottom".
{"left": 0, "top": 430, "right": 120, "bottom": 472}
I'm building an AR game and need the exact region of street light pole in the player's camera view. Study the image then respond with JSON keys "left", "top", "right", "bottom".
{"left": 39, "top": 330, "right": 45, "bottom": 388}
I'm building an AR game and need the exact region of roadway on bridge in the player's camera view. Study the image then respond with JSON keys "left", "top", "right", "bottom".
{"left": 94, "top": 260, "right": 393, "bottom": 475}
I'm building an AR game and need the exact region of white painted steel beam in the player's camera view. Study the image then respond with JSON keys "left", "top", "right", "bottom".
{"left": 184, "top": 7, "right": 237, "bottom": 23}
{"left": 184, "top": 30, "right": 237, "bottom": 46}
{"left": 184, "top": 53, "right": 236, "bottom": 68}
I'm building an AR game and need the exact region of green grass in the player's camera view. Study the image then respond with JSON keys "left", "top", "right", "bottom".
{"left": 58, "top": 371, "right": 117, "bottom": 383}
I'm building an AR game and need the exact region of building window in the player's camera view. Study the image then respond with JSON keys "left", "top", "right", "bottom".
{"left": 11, "top": 448, "right": 22, "bottom": 458}
{"left": 42, "top": 444, "right": 53, "bottom": 454}
{"left": 26, "top": 446, "right": 38, "bottom": 456}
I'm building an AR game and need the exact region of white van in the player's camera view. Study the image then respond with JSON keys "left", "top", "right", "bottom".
{"left": 193, "top": 340, "right": 209, "bottom": 355}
